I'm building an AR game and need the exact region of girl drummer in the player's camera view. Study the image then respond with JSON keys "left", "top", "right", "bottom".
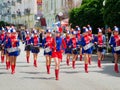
{"left": 81, "top": 27, "right": 93, "bottom": 73}
{"left": 23, "top": 31, "right": 32, "bottom": 63}
{"left": 94, "top": 28, "right": 106, "bottom": 68}
{"left": 52, "top": 30, "right": 66, "bottom": 80}
{"left": 31, "top": 30, "right": 40, "bottom": 67}
{"left": 109, "top": 26, "right": 120, "bottom": 73}
{"left": 64, "top": 31, "right": 72, "bottom": 66}
{"left": 0, "top": 27, "right": 6, "bottom": 63}
{"left": 71, "top": 30, "right": 79, "bottom": 69}
{"left": 42, "top": 29, "right": 55, "bottom": 74}
{"left": 7, "top": 29, "right": 20, "bottom": 74}
{"left": 4, "top": 29, "right": 11, "bottom": 70}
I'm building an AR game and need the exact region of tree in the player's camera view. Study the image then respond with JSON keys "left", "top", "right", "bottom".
{"left": 0, "top": 21, "right": 9, "bottom": 27}
{"left": 103, "top": 0, "right": 120, "bottom": 28}
{"left": 69, "top": 0, "right": 104, "bottom": 33}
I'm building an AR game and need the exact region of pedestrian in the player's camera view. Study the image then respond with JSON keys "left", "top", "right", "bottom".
{"left": 94, "top": 28, "right": 106, "bottom": 68}
{"left": 42, "top": 29, "right": 55, "bottom": 74}
{"left": 31, "top": 30, "right": 41, "bottom": 67}
{"left": 52, "top": 30, "right": 66, "bottom": 80}
{"left": 109, "top": 26, "right": 120, "bottom": 73}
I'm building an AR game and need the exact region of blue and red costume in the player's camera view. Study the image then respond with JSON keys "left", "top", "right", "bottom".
{"left": 109, "top": 35, "right": 120, "bottom": 54}
{"left": 81, "top": 34, "right": 92, "bottom": 54}
{"left": 52, "top": 36, "right": 66, "bottom": 60}
{"left": 94, "top": 34, "right": 106, "bottom": 53}
{"left": 0, "top": 30, "right": 6, "bottom": 63}
{"left": 64, "top": 34, "right": 72, "bottom": 54}
{"left": 24, "top": 33, "right": 32, "bottom": 51}
{"left": 42, "top": 35, "right": 55, "bottom": 56}
{"left": 7, "top": 34, "right": 20, "bottom": 56}
{"left": 31, "top": 35, "right": 40, "bottom": 53}
{"left": 109, "top": 27, "right": 120, "bottom": 73}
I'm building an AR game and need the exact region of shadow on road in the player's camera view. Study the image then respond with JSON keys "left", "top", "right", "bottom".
{"left": 22, "top": 76, "right": 55, "bottom": 80}
{"left": 91, "top": 65, "right": 120, "bottom": 77}
{"left": 0, "top": 72, "right": 9, "bottom": 75}
{"left": 61, "top": 71, "right": 80, "bottom": 74}
{"left": 20, "top": 71, "right": 46, "bottom": 75}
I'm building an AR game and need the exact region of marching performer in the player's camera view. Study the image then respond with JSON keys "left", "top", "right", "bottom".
{"left": 7, "top": 29, "right": 20, "bottom": 74}
{"left": 52, "top": 30, "right": 66, "bottom": 80}
{"left": 64, "top": 31, "right": 72, "bottom": 66}
{"left": 71, "top": 30, "right": 79, "bottom": 69}
{"left": 94, "top": 28, "right": 106, "bottom": 68}
{"left": 76, "top": 26, "right": 83, "bottom": 61}
{"left": 87, "top": 25, "right": 95, "bottom": 65}
{"left": 23, "top": 31, "right": 32, "bottom": 63}
{"left": 4, "top": 29, "right": 11, "bottom": 70}
{"left": 31, "top": 30, "right": 40, "bottom": 67}
{"left": 109, "top": 26, "right": 120, "bottom": 73}
{"left": 0, "top": 27, "right": 6, "bottom": 63}
{"left": 42, "top": 29, "right": 55, "bottom": 74}
{"left": 81, "top": 27, "right": 93, "bottom": 73}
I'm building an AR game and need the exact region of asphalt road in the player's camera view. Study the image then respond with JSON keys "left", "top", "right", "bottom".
{"left": 0, "top": 42, "right": 120, "bottom": 90}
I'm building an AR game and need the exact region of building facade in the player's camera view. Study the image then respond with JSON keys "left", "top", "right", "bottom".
{"left": 0, "top": 0, "right": 43, "bottom": 29}
{"left": 42, "top": 0, "right": 82, "bottom": 27}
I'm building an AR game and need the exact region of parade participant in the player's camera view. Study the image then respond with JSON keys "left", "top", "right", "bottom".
{"left": 7, "top": 29, "right": 20, "bottom": 74}
{"left": 4, "top": 29, "right": 11, "bottom": 70}
{"left": 109, "top": 26, "right": 120, "bottom": 73}
{"left": 52, "top": 30, "right": 66, "bottom": 80}
{"left": 94, "top": 28, "right": 106, "bottom": 68}
{"left": 64, "top": 31, "right": 72, "bottom": 66}
{"left": 31, "top": 30, "right": 40, "bottom": 67}
{"left": 87, "top": 25, "right": 94, "bottom": 65}
{"left": 81, "top": 27, "right": 93, "bottom": 73}
{"left": 71, "top": 30, "right": 78, "bottom": 69}
{"left": 0, "top": 27, "right": 6, "bottom": 63}
{"left": 42, "top": 29, "right": 55, "bottom": 74}
{"left": 23, "top": 31, "right": 32, "bottom": 63}
{"left": 76, "top": 26, "right": 83, "bottom": 61}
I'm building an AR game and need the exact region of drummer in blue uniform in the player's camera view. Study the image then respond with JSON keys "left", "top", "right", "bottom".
{"left": 76, "top": 26, "right": 83, "bottom": 61}
{"left": 7, "top": 28, "right": 20, "bottom": 74}
{"left": 64, "top": 30, "right": 72, "bottom": 66}
{"left": 42, "top": 29, "right": 55, "bottom": 74}
{"left": 0, "top": 27, "right": 6, "bottom": 63}
{"left": 87, "top": 24, "right": 95, "bottom": 65}
{"left": 81, "top": 27, "right": 93, "bottom": 73}
{"left": 4, "top": 29, "right": 11, "bottom": 70}
{"left": 109, "top": 26, "right": 120, "bottom": 73}
{"left": 94, "top": 28, "right": 106, "bottom": 68}
{"left": 23, "top": 31, "right": 32, "bottom": 63}
{"left": 71, "top": 30, "right": 79, "bottom": 69}
{"left": 31, "top": 30, "right": 40, "bottom": 67}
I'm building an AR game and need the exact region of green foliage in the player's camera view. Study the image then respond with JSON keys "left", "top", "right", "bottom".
{"left": 103, "top": 0, "right": 120, "bottom": 28}
{"left": 69, "top": 0, "right": 104, "bottom": 34}
{"left": 0, "top": 21, "right": 10, "bottom": 27}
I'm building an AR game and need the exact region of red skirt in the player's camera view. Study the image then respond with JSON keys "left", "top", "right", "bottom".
{"left": 52, "top": 51, "right": 62, "bottom": 60}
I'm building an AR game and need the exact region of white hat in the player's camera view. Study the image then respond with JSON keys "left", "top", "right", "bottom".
{"left": 114, "top": 27, "right": 119, "bottom": 32}
{"left": 98, "top": 28, "right": 102, "bottom": 33}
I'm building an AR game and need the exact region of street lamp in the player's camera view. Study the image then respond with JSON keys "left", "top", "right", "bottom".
{"left": 103, "top": 0, "right": 109, "bottom": 54}
{"left": 36, "top": 16, "right": 41, "bottom": 29}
